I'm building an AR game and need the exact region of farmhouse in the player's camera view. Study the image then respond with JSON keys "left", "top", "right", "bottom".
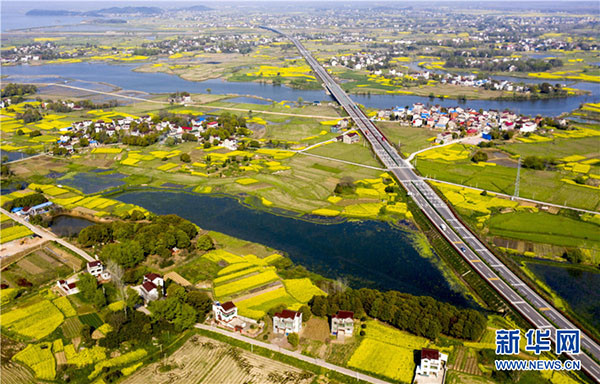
{"left": 87, "top": 260, "right": 103, "bottom": 277}
{"left": 273, "top": 309, "right": 302, "bottom": 335}
{"left": 57, "top": 279, "right": 79, "bottom": 296}
{"left": 331, "top": 310, "right": 354, "bottom": 337}
{"left": 144, "top": 273, "right": 164, "bottom": 289}
{"left": 414, "top": 348, "right": 448, "bottom": 381}
{"left": 139, "top": 281, "right": 160, "bottom": 302}
{"left": 213, "top": 301, "right": 238, "bottom": 324}
{"left": 343, "top": 132, "right": 360, "bottom": 144}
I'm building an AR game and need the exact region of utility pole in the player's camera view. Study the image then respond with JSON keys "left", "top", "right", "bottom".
{"left": 513, "top": 157, "right": 521, "bottom": 200}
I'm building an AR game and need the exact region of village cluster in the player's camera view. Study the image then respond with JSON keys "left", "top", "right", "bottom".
{"left": 56, "top": 113, "right": 241, "bottom": 154}
{"left": 376, "top": 102, "right": 568, "bottom": 143}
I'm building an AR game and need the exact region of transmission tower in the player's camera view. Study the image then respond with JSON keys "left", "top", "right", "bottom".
{"left": 513, "top": 157, "right": 521, "bottom": 200}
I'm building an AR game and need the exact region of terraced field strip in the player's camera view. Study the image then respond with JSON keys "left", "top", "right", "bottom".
{"left": 0, "top": 363, "right": 36, "bottom": 384}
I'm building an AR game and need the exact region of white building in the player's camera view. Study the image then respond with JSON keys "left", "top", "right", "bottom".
{"left": 520, "top": 121, "right": 537, "bottom": 133}
{"left": 415, "top": 348, "right": 448, "bottom": 379}
{"left": 144, "top": 273, "right": 164, "bottom": 288}
{"left": 139, "top": 273, "right": 164, "bottom": 303}
{"left": 343, "top": 132, "right": 360, "bottom": 144}
{"left": 212, "top": 301, "right": 238, "bottom": 323}
{"left": 273, "top": 309, "right": 302, "bottom": 335}
{"left": 331, "top": 310, "right": 354, "bottom": 337}
{"left": 87, "top": 260, "right": 103, "bottom": 277}
{"left": 57, "top": 279, "right": 79, "bottom": 296}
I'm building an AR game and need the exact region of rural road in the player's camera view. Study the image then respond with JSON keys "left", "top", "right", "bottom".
{"left": 195, "top": 324, "right": 393, "bottom": 384}
{"left": 0, "top": 207, "right": 95, "bottom": 263}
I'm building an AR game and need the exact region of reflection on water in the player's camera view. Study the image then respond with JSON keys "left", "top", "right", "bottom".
{"left": 528, "top": 261, "right": 600, "bottom": 333}
{"left": 115, "top": 190, "right": 472, "bottom": 307}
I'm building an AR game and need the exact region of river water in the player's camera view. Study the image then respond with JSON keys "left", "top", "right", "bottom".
{"left": 2, "top": 62, "right": 598, "bottom": 117}
{"left": 527, "top": 262, "right": 600, "bottom": 333}
{"left": 114, "top": 190, "right": 472, "bottom": 307}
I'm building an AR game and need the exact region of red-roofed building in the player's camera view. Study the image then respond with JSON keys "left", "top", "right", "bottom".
{"left": 144, "top": 273, "right": 164, "bottom": 288}
{"left": 343, "top": 132, "right": 360, "bottom": 144}
{"left": 331, "top": 310, "right": 354, "bottom": 337}
{"left": 415, "top": 348, "right": 448, "bottom": 379}
{"left": 57, "top": 279, "right": 79, "bottom": 296}
{"left": 140, "top": 281, "right": 159, "bottom": 302}
{"left": 212, "top": 301, "right": 238, "bottom": 324}
{"left": 273, "top": 309, "right": 302, "bottom": 335}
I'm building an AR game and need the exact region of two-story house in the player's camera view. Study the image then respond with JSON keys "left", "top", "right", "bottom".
{"left": 415, "top": 348, "right": 448, "bottom": 379}
{"left": 331, "top": 310, "right": 354, "bottom": 337}
{"left": 212, "top": 301, "right": 238, "bottom": 324}
{"left": 273, "top": 309, "right": 302, "bottom": 335}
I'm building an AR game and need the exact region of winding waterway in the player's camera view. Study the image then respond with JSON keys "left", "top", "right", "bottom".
{"left": 114, "top": 190, "right": 472, "bottom": 307}
{"left": 2, "top": 62, "right": 598, "bottom": 116}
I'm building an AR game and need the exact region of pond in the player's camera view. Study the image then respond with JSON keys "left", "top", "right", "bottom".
{"left": 527, "top": 261, "right": 600, "bottom": 333}
{"left": 59, "top": 172, "right": 126, "bottom": 194}
{"left": 50, "top": 215, "right": 95, "bottom": 237}
{"left": 0, "top": 150, "right": 34, "bottom": 162}
{"left": 114, "top": 190, "right": 472, "bottom": 307}
{"left": 2, "top": 62, "right": 598, "bottom": 117}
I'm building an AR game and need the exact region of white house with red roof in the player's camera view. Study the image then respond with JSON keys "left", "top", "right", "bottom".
{"left": 87, "top": 260, "right": 103, "bottom": 277}
{"left": 415, "top": 348, "right": 448, "bottom": 380}
{"left": 144, "top": 273, "right": 164, "bottom": 288}
{"left": 331, "top": 310, "right": 354, "bottom": 337}
{"left": 343, "top": 132, "right": 360, "bottom": 144}
{"left": 273, "top": 309, "right": 302, "bottom": 335}
{"left": 212, "top": 301, "right": 238, "bottom": 324}
{"left": 57, "top": 279, "right": 79, "bottom": 296}
{"left": 138, "top": 273, "right": 164, "bottom": 303}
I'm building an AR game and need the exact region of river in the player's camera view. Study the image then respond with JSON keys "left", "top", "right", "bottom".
{"left": 2, "top": 62, "right": 598, "bottom": 117}
{"left": 114, "top": 190, "right": 472, "bottom": 307}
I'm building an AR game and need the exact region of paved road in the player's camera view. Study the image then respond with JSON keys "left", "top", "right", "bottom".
{"left": 265, "top": 27, "right": 600, "bottom": 382}
{"left": 195, "top": 324, "right": 391, "bottom": 384}
{"left": 0, "top": 207, "right": 95, "bottom": 263}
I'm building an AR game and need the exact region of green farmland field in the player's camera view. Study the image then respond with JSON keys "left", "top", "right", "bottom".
{"left": 488, "top": 211, "right": 600, "bottom": 249}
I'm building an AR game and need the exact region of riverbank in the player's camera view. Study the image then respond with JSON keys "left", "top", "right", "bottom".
{"left": 3, "top": 62, "right": 599, "bottom": 116}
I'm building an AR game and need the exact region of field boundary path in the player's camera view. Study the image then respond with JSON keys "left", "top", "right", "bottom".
{"left": 195, "top": 323, "right": 392, "bottom": 384}
{"left": 0, "top": 207, "right": 95, "bottom": 263}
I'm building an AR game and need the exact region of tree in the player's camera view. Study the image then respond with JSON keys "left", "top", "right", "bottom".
{"left": 180, "top": 153, "right": 191, "bottom": 163}
{"left": 196, "top": 234, "right": 214, "bottom": 251}
{"left": 471, "top": 151, "right": 488, "bottom": 163}
{"left": 78, "top": 273, "right": 106, "bottom": 308}
{"left": 126, "top": 287, "right": 143, "bottom": 309}
{"left": 298, "top": 305, "right": 311, "bottom": 322}
{"left": 287, "top": 333, "right": 299, "bottom": 347}
{"left": 310, "top": 296, "right": 329, "bottom": 317}
{"left": 101, "top": 240, "right": 144, "bottom": 268}
{"left": 107, "top": 259, "right": 126, "bottom": 308}
{"left": 186, "top": 290, "right": 212, "bottom": 322}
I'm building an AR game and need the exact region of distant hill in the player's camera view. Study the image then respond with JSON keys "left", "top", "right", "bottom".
{"left": 26, "top": 7, "right": 164, "bottom": 17}
{"left": 25, "top": 9, "right": 81, "bottom": 16}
